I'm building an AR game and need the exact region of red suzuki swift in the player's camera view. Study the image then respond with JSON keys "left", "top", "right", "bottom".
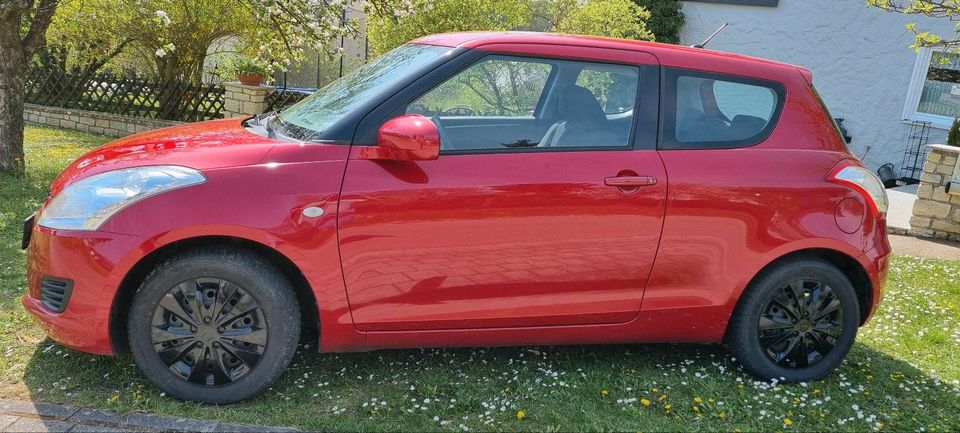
{"left": 22, "top": 32, "right": 890, "bottom": 403}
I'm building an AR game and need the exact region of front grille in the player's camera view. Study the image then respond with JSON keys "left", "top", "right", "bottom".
{"left": 39, "top": 277, "right": 73, "bottom": 313}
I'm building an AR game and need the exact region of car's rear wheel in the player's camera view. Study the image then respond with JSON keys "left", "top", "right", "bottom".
{"left": 727, "top": 258, "right": 860, "bottom": 382}
{"left": 128, "top": 248, "right": 300, "bottom": 404}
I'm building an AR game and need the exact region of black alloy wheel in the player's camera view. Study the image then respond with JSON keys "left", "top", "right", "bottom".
{"left": 757, "top": 279, "right": 844, "bottom": 368}
{"left": 727, "top": 258, "right": 860, "bottom": 382}
{"left": 129, "top": 248, "right": 300, "bottom": 404}
{"left": 151, "top": 277, "right": 267, "bottom": 386}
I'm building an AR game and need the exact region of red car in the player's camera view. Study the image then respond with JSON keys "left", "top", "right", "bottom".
{"left": 22, "top": 32, "right": 890, "bottom": 403}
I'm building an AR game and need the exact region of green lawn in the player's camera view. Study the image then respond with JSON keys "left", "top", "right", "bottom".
{"left": 1, "top": 126, "right": 959, "bottom": 432}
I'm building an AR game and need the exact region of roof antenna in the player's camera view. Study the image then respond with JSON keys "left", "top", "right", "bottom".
{"left": 692, "top": 23, "right": 728, "bottom": 49}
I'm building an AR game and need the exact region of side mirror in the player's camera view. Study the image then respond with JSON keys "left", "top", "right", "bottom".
{"left": 359, "top": 114, "right": 440, "bottom": 161}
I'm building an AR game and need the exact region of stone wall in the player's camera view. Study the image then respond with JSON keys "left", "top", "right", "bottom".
{"left": 223, "top": 82, "right": 273, "bottom": 118}
{"left": 910, "top": 144, "right": 960, "bottom": 240}
{"left": 24, "top": 104, "right": 180, "bottom": 138}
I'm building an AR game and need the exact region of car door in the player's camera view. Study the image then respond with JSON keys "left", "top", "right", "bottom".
{"left": 337, "top": 45, "right": 666, "bottom": 331}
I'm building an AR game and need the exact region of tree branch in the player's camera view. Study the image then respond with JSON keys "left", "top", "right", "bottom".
{"left": 22, "top": 0, "right": 59, "bottom": 57}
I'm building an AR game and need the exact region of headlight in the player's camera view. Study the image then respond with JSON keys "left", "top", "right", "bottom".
{"left": 38, "top": 166, "right": 206, "bottom": 231}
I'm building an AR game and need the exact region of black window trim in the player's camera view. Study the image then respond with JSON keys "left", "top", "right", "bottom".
{"left": 658, "top": 67, "right": 786, "bottom": 151}
{"left": 353, "top": 49, "right": 660, "bottom": 155}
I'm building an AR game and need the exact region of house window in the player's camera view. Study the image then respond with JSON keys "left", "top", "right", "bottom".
{"left": 904, "top": 47, "right": 960, "bottom": 129}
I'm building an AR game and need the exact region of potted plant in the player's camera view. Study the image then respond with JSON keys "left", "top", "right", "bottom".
{"left": 231, "top": 57, "right": 268, "bottom": 86}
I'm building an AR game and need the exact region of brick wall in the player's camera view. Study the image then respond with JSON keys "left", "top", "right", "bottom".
{"left": 910, "top": 144, "right": 960, "bottom": 240}
{"left": 24, "top": 104, "right": 180, "bottom": 138}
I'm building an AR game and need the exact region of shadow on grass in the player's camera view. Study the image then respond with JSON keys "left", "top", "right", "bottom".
{"left": 18, "top": 337, "right": 960, "bottom": 431}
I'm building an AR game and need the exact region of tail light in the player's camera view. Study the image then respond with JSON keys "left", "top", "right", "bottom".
{"left": 827, "top": 160, "right": 888, "bottom": 217}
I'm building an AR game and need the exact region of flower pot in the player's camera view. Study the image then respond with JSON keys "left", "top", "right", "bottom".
{"left": 238, "top": 74, "right": 264, "bottom": 86}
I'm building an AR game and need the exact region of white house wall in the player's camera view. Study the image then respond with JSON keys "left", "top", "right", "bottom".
{"left": 679, "top": 0, "right": 957, "bottom": 171}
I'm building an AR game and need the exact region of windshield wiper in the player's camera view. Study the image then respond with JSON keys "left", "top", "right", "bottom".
{"left": 255, "top": 111, "right": 289, "bottom": 140}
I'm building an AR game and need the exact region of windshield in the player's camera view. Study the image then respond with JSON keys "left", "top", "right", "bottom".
{"left": 278, "top": 44, "right": 451, "bottom": 139}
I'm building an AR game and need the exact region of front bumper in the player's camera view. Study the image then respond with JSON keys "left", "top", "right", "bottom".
{"left": 22, "top": 225, "right": 144, "bottom": 355}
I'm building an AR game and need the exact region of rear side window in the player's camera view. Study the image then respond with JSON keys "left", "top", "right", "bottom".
{"left": 661, "top": 68, "right": 785, "bottom": 149}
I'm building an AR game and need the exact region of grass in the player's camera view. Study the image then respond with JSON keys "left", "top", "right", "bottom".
{"left": 1, "top": 125, "right": 959, "bottom": 432}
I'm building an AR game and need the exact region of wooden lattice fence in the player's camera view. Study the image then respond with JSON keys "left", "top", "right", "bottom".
{"left": 25, "top": 67, "right": 225, "bottom": 122}
{"left": 265, "top": 88, "right": 313, "bottom": 113}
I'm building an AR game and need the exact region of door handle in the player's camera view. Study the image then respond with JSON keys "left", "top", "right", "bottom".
{"left": 604, "top": 176, "right": 657, "bottom": 187}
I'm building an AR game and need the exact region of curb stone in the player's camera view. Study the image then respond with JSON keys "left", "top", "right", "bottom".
{"left": 0, "top": 399, "right": 300, "bottom": 432}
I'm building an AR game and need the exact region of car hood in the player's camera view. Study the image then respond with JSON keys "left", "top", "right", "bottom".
{"left": 49, "top": 118, "right": 280, "bottom": 196}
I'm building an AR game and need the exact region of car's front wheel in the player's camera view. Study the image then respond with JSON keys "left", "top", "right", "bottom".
{"left": 727, "top": 257, "right": 860, "bottom": 382}
{"left": 128, "top": 247, "right": 300, "bottom": 404}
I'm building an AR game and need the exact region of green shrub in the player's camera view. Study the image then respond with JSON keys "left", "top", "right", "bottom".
{"left": 632, "top": 0, "right": 685, "bottom": 44}
{"left": 948, "top": 118, "right": 960, "bottom": 147}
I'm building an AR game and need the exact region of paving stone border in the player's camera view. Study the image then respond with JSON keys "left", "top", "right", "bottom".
{"left": 0, "top": 399, "right": 299, "bottom": 432}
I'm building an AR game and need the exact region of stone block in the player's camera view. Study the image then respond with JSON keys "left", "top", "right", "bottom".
{"left": 910, "top": 215, "right": 932, "bottom": 228}
{"left": 936, "top": 163, "right": 955, "bottom": 175}
{"left": 932, "top": 187, "right": 951, "bottom": 202}
{"left": 3, "top": 418, "right": 74, "bottom": 432}
{"left": 917, "top": 183, "right": 933, "bottom": 199}
{"left": 224, "top": 99, "right": 241, "bottom": 114}
{"left": 94, "top": 118, "right": 110, "bottom": 128}
{"left": 0, "top": 399, "right": 78, "bottom": 419}
{"left": 931, "top": 219, "right": 960, "bottom": 234}
{"left": 913, "top": 199, "right": 952, "bottom": 218}
{"left": 241, "top": 101, "right": 260, "bottom": 114}
{"left": 921, "top": 172, "right": 942, "bottom": 185}
{"left": 69, "top": 408, "right": 219, "bottom": 432}
{"left": 943, "top": 155, "right": 958, "bottom": 166}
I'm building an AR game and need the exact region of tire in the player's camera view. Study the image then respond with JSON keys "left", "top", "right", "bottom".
{"left": 726, "top": 257, "right": 860, "bottom": 382}
{"left": 128, "top": 247, "right": 301, "bottom": 404}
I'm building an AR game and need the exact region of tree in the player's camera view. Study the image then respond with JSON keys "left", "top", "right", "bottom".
{"left": 0, "top": 0, "right": 58, "bottom": 175}
{"left": 367, "top": 0, "right": 532, "bottom": 57}
{"left": 867, "top": 1, "right": 960, "bottom": 49}
{"left": 368, "top": 0, "right": 655, "bottom": 57}
{"left": 0, "top": 0, "right": 410, "bottom": 175}
{"left": 47, "top": 0, "right": 256, "bottom": 82}
{"left": 554, "top": 0, "right": 654, "bottom": 41}
{"left": 632, "top": 0, "right": 684, "bottom": 44}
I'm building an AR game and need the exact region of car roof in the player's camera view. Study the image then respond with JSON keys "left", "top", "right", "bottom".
{"left": 412, "top": 32, "right": 810, "bottom": 84}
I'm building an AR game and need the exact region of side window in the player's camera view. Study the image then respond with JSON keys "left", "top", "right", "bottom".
{"left": 666, "top": 70, "right": 783, "bottom": 149}
{"left": 576, "top": 67, "right": 639, "bottom": 115}
{"left": 407, "top": 58, "right": 551, "bottom": 118}
{"left": 406, "top": 55, "right": 641, "bottom": 152}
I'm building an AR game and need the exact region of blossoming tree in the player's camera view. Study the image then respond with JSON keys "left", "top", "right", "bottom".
{"left": 0, "top": 0, "right": 410, "bottom": 175}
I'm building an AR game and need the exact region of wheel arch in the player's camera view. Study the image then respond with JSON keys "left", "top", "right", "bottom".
{"left": 728, "top": 247, "right": 873, "bottom": 334}
{"left": 109, "top": 235, "right": 320, "bottom": 354}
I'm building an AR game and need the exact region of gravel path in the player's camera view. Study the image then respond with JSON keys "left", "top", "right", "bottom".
{"left": 889, "top": 234, "right": 960, "bottom": 260}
